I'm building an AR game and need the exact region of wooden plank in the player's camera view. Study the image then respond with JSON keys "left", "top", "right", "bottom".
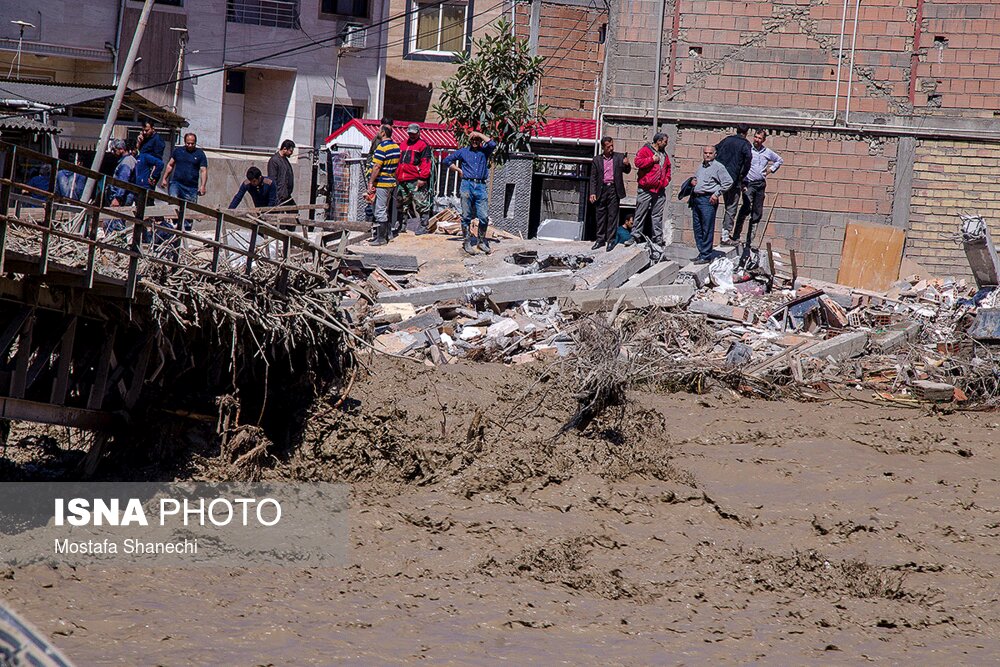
{"left": 212, "top": 210, "right": 224, "bottom": 272}
{"left": 50, "top": 317, "right": 77, "bottom": 405}
{"left": 124, "top": 334, "right": 156, "bottom": 409}
{"left": 0, "top": 306, "right": 30, "bottom": 358}
{"left": 83, "top": 174, "right": 106, "bottom": 290}
{"left": 10, "top": 314, "right": 34, "bottom": 399}
{"left": 0, "top": 396, "right": 113, "bottom": 430}
{"left": 26, "top": 319, "right": 74, "bottom": 392}
{"left": 87, "top": 326, "right": 116, "bottom": 411}
{"left": 836, "top": 222, "right": 905, "bottom": 292}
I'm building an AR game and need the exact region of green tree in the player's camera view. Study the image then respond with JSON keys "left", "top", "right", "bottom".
{"left": 432, "top": 18, "right": 547, "bottom": 164}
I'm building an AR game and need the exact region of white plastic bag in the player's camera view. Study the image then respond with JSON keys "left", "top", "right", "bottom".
{"left": 709, "top": 256, "right": 735, "bottom": 292}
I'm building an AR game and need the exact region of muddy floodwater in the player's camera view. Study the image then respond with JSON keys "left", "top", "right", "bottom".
{"left": 4, "top": 358, "right": 1000, "bottom": 664}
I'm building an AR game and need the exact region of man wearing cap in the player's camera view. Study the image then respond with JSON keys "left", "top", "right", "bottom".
{"left": 106, "top": 139, "right": 137, "bottom": 232}
{"left": 395, "top": 123, "right": 434, "bottom": 235}
{"left": 442, "top": 130, "right": 496, "bottom": 255}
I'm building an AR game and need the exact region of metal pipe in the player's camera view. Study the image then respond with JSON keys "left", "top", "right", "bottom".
{"left": 907, "top": 0, "right": 925, "bottom": 105}
{"left": 650, "top": 0, "right": 667, "bottom": 134}
{"left": 112, "top": 0, "right": 127, "bottom": 84}
{"left": 844, "top": 0, "right": 862, "bottom": 125}
{"left": 831, "top": 0, "right": 850, "bottom": 121}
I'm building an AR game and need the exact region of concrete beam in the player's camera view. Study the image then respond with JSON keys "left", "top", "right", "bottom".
{"left": 805, "top": 331, "right": 869, "bottom": 361}
{"left": 378, "top": 271, "right": 575, "bottom": 306}
{"left": 687, "top": 300, "right": 748, "bottom": 322}
{"left": 873, "top": 320, "right": 922, "bottom": 353}
{"left": 622, "top": 260, "right": 681, "bottom": 288}
{"left": 891, "top": 136, "right": 915, "bottom": 230}
{"left": 558, "top": 283, "right": 695, "bottom": 313}
{"left": 573, "top": 246, "right": 649, "bottom": 290}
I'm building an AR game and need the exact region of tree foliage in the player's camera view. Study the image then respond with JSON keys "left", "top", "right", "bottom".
{"left": 432, "top": 18, "right": 547, "bottom": 164}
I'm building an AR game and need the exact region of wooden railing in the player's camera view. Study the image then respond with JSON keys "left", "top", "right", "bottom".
{"left": 0, "top": 141, "right": 343, "bottom": 299}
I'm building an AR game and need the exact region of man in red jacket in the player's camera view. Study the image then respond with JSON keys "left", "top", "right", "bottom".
{"left": 395, "top": 124, "right": 434, "bottom": 235}
{"left": 633, "top": 132, "right": 672, "bottom": 247}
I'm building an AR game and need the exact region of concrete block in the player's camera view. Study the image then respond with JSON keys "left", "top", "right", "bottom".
{"left": 659, "top": 243, "right": 699, "bottom": 263}
{"left": 805, "top": 331, "right": 869, "bottom": 361}
{"left": 390, "top": 309, "right": 445, "bottom": 333}
{"left": 687, "top": 300, "right": 748, "bottom": 322}
{"left": 379, "top": 271, "right": 575, "bottom": 306}
{"left": 622, "top": 260, "right": 681, "bottom": 288}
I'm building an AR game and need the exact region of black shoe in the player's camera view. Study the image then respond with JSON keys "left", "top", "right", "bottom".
{"left": 591, "top": 240, "right": 603, "bottom": 250}
{"left": 463, "top": 236, "right": 478, "bottom": 255}
{"left": 693, "top": 256, "right": 711, "bottom": 264}
{"left": 606, "top": 240, "right": 617, "bottom": 252}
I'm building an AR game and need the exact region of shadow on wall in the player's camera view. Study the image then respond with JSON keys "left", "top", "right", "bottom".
{"left": 383, "top": 77, "right": 435, "bottom": 123}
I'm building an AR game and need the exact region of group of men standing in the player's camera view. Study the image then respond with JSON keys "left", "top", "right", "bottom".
{"left": 588, "top": 123, "right": 783, "bottom": 265}
{"left": 365, "top": 120, "right": 496, "bottom": 254}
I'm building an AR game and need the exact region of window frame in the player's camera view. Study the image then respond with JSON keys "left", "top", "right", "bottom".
{"left": 403, "top": 0, "right": 473, "bottom": 62}
{"left": 313, "top": 102, "right": 363, "bottom": 147}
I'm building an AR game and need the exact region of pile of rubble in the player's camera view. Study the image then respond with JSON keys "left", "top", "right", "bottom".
{"left": 334, "top": 214, "right": 1000, "bottom": 408}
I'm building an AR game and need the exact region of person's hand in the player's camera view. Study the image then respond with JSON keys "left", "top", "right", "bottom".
{"left": 709, "top": 194, "right": 719, "bottom": 205}
{"left": 589, "top": 194, "right": 597, "bottom": 204}
{"left": 652, "top": 153, "right": 661, "bottom": 164}
{"left": 416, "top": 179, "right": 428, "bottom": 188}
{"left": 690, "top": 178, "right": 697, "bottom": 187}
{"left": 453, "top": 167, "right": 464, "bottom": 179}
{"left": 198, "top": 186, "right": 206, "bottom": 196}
{"left": 622, "top": 157, "right": 630, "bottom": 167}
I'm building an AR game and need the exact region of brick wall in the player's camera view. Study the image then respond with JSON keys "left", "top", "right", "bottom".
{"left": 514, "top": 1, "right": 607, "bottom": 118}
{"left": 600, "top": 0, "right": 1000, "bottom": 281}
{"left": 909, "top": 140, "right": 1000, "bottom": 278}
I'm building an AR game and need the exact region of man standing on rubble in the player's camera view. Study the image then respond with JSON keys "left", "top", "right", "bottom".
{"left": 589, "top": 136, "right": 631, "bottom": 252}
{"left": 396, "top": 124, "right": 434, "bottom": 235}
{"left": 160, "top": 132, "right": 208, "bottom": 230}
{"left": 106, "top": 139, "right": 137, "bottom": 232}
{"left": 732, "top": 129, "right": 783, "bottom": 257}
{"left": 442, "top": 130, "right": 496, "bottom": 255}
{"left": 268, "top": 139, "right": 297, "bottom": 207}
{"left": 367, "top": 124, "right": 400, "bottom": 246}
{"left": 633, "top": 133, "right": 671, "bottom": 249}
{"left": 688, "top": 145, "right": 733, "bottom": 264}
{"left": 714, "top": 124, "right": 752, "bottom": 245}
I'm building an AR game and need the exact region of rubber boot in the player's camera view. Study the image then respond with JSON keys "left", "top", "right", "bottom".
{"left": 369, "top": 220, "right": 389, "bottom": 246}
{"left": 476, "top": 223, "right": 491, "bottom": 255}
{"left": 415, "top": 212, "right": 431, "bottom": 236}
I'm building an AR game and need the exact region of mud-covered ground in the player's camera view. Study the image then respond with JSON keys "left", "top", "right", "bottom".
{"left": 4, "top": 356, "right": 1000, "bottom": 665}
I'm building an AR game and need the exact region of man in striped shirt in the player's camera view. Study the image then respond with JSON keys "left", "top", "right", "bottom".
{"left": 367, "top": 125, "right": 401, "bottom": 246}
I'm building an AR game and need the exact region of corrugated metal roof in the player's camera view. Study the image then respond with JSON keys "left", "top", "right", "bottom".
{"left": 0, "top": 81, "right": 115, "bottom": 107}
{"left": 0, "top": 116, "right": 60, "bottom": 134}
{"left": 326, "top": 119, "right": 459, "bottom": 150}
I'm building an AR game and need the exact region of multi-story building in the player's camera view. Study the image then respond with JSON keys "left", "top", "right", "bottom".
{"left": 601, "top": 0, "right": 1000, "bottom": 281}
{"left": 0, "top": 0, "right": 389, "bottom": 207}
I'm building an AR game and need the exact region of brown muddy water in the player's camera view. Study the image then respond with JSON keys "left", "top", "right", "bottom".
{"left": 4, "top": 357, "right": 999, "bottom": 664}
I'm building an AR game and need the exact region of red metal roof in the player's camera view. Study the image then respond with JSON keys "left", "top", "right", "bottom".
{"left": 535, "top": 118, "right": 597, "bottom": 141}
{"left": 324, "top": 116, "right": 598, "bottom": 148}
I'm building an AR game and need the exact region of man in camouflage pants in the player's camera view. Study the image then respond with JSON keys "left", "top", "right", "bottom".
{"left": 395, "top": 124, "right": 434, "bottom": 235}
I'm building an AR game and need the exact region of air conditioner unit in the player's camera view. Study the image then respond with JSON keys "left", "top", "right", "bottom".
{"left": 342, "top": 23, "right": 366, "bottom": 49}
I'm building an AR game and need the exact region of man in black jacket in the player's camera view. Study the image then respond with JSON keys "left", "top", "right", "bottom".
{"left": 589, "top": 136, "right": 632, "bottom": 251}
{"left": 714, "top": 124, "right": 752, "bottom": 245}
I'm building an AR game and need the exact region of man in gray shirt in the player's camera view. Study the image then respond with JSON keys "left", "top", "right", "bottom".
{"left": 689, "top": 145, "right": 733, "bottom": 264}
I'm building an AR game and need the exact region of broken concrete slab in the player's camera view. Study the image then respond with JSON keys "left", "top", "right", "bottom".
{"left": 805, "top": 331, "right": 869, "bottom": 361}
{"left": 659, "top": 243, "right": 699, "bottom": 263}
{"left": 873, "top": 320, "right": 922, "bottom": 352}
{"left": 378, "top": 271, "right": 575, "bottom": 306}
{"left": 557, "top": 284, "right": 695, "bottom": 314}
{"left": 487, "top": 317, "right": 520, "bottom": 338}
{"left": 374, "top": 331, "right": 423, "bottom": 355}
{"left": 968, "top": 308, "right": 1000, "bottom": 341}
{"left": 390, "top": 309, "right": 445, "bottom": 333}
{"left": 911, "top": 379, "right": 956, "bottom": 402}
{"left": 622, "top": 260, "right": 681, "bottom": 288}
{"left": 677, "top": 246, "right": 738, "bottom": 288}
{"left": 687, "top": 300, "right": 748, "bottom": 323}
{"left": 346, "top": 251, "right": 420, "bottom": 273}
{"left": 573, "top": 246, "right": 649, "bottom": 290}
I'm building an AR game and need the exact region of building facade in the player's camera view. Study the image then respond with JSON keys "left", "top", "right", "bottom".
{"left": 0, "top": 0, "right": 388, "bottom": 208}
{"left": 601, "top": 0, "right": 1000, "bottom": 281}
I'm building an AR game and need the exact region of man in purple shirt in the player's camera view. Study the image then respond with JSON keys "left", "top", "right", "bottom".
{"left": 733, "top": 129, "right": 783, "bottom": 256}
{"left": 588, "top": 136, "right": 632, "bottom": 251}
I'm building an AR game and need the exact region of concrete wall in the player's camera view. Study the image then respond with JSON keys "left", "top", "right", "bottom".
{"left": 602, "top": 0, "right": 1000, "bottom": 281}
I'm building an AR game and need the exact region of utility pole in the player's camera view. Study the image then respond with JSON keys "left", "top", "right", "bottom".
{"left": 528, "top": 0, "right": 541, "bottom": 109}
{"left": 7, "top": 20, "right": 35, "bottom": 79}
{"left": 79, "top": 0, "right": 155, "bottom": 209}
{"left": 170, "top": 27, "right": 188, "bottom": 113}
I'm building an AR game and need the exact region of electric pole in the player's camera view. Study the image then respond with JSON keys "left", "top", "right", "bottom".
{"left": 170, "top": 27, "right": 188, "bottom": 113}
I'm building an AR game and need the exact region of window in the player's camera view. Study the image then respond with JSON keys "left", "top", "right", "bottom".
{"left": 406, "top": 0, "right": 469, "bottom": 58}
{"left": 314, "top": 103, "right": 362, "bottom": 147}
{"left": 226, "top": 0, "right": 300, "bottom": 29}
{"left": 320, "top": 0, "right": 368, "bottom": 18}
{"left": 226, "top": 70, "right": 246, "bottom": 94}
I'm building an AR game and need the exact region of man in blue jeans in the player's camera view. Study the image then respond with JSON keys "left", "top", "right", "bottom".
{"left": 442, "top": 130, "right": 495, "bottom": 255}
{"left": 688, "top": 145, "right": 733, "bottom": 264}
{"left": 160, "top": 132, "right": 208, "bottom": 231}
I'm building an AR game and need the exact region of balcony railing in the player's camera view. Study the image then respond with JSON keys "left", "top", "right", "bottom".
{"left": 226, "top": 0, "right": 301, "bottom": 29}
